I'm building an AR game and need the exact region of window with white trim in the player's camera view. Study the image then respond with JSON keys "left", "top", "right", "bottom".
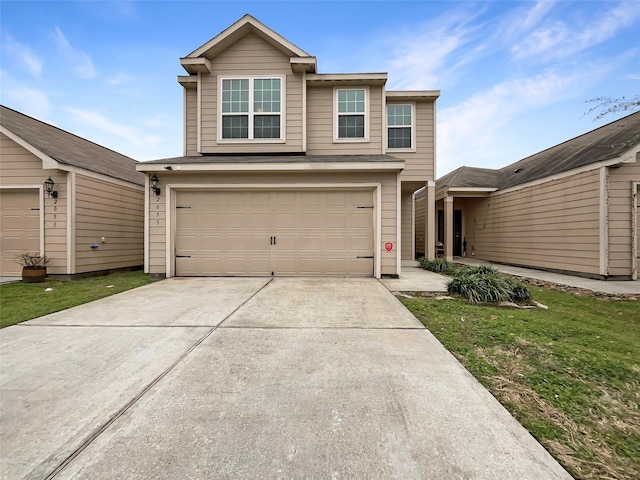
{"left": 387, "top": 104, "right": 413, "bottom": 149}
{"left": 220, "top": 77, "right": 282, "bottom": 140}
{"left": 336, "top": 88, "right": 366, "bottom": 139}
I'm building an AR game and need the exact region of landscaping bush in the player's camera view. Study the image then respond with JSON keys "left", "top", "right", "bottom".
{"left": 418, "top": 257, "right": 452, "bottom": 273}
{"left": 447, "top": 265, "right": 531, "bottom": 304}
{"left": 505, "top": 278, "right": 532, "bottom": 303}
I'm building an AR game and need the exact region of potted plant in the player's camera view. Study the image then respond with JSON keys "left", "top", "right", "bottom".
{"left": 15, "top": 253, "right": 49, "bottom": 283}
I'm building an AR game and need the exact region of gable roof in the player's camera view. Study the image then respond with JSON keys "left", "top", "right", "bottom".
{"left": 437, "top": 111, "right": 640, "bottom": 192}
{"left": 0, "top": 105, "right": 144, "bottom": 186}
{"left": 183, "top": 14, "right": 315, "bottom": 71}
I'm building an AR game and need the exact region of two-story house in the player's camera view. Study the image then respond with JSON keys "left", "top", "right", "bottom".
{"left": 137, "top": 15, "right": 439, "bottom": 278}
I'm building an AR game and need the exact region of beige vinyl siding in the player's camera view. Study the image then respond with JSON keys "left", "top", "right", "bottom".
{"left": 147, "top": 171, "right": 398, "bottom": 276}
{"left": 415, "top": 192, "right": 426, "bottom": 257}
{"left": 199, "top": 33, "right": 304, "bottom": 153}
{"left": 607, "top": 160, "right": 640, "bottom": 277}
{"left": 185, "top": 88, "right": 198, "bottom": 156}
{"left": 74, "top": 174, "right": 144, "bottom": 274}
{"left": 392, "top": 101, "right": 436, "bottom": 183}
{"left": 400, "top": 192, "right": 413, "bottom": 260}
{"left": 463, "top": 170, "right": 601, "bottom": 275}
{"left": 0, "top": 133, "right": 68, "bottom": 274}
{"left": 306, "top": 85, "right": 384, "bottom": 155}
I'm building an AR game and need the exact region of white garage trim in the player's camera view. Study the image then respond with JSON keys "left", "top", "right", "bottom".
{"left": 139, "top": 162, "right": 403, "bottom": 172}
{"left": 164, "top": 182, "right": 382, "bottom": 278}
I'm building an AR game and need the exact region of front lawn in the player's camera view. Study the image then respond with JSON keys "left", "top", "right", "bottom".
{"left": 0, "top": 271, "right": 155, "bottom": 328}
{"left": 402, "top": 288, "right": 639, "bottom": 480}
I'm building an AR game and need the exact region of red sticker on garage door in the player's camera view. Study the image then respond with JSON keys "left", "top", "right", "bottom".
{"left": 385, "top": 242, "right": 393, "bottom": 252}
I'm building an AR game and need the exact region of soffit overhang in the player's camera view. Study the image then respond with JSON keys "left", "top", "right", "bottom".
{"left": 386, "top": 90, "right": 441, "bottom": 101}
{"left": 306, "top": 73, "right": 388, "bottom": 87}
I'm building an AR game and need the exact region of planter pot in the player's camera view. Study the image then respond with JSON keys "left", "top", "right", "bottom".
{"left": 22, "top": 266, "right": 47, "bottom": 283}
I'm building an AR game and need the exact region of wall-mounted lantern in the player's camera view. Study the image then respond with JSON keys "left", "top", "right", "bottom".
{"left": 44, "top": 177, "right": 58, "bottom": 198}
{"left": 150, "top": 174, "right": 161, "bottom": 196}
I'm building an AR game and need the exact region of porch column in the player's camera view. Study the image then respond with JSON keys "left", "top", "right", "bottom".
{"left": 444, "top": 195, "right": 454, "bottom": 261}
{"left": 425, "top": 181, "right": 436, "bottom": 259}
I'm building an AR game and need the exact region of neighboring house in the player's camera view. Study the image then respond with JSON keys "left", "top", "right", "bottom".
{"left": 137, "top": 15, "right": 439, "bottom": 278}
{"left": 0, "top": 105, "right": 145, "bottom": 278}
{"left": 416, "top": 111, "right": 640, "bottom": 280}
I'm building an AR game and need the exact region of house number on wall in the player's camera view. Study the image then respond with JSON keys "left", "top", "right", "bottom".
{"left": 53, "top": 198, "right": 57, "bottom": 228}
{"left": 155, "top": 194, "right": 160, "bottom": 226}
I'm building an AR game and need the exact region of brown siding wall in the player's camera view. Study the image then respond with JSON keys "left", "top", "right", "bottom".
{"left": 74, "top": 174, "right": 144, "bottom": 273}
{"left": 415, "top": 191, "right": 426, "bottom": 257}
{"left": 147, "top": 171, "right": 398, "bottom": 276}
{"left": 462, "top": 170, "right": 602, "bottom": 275}
{"left": 198, "top": 33, "right": 304, "bottom": 154}
{"left": 391, "top": 101, "right": 436, "bottom": 183}
{"left": 607, "top": 158, "right": 640, "bottom": 277}
{"left": 306, "top": 85, "right": 384, "bottom": 155}
{"left": 400, "top": 191, "right": 413, "bottom": 260}
{"left": 185, "top": 88, "right": 198, "bottom": 156}
{"left": 0, "top": 133, "right": 68, "bottom": 274}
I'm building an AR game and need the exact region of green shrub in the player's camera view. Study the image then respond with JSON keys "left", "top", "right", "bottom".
{"left": 506, "top": 278, "right": 532, "bottom": 303}
{"left": 447, "top": 266, "right": 531, "bottom": 305}
{"left": 419, "top": 258, "right": 452, "bottom": 273}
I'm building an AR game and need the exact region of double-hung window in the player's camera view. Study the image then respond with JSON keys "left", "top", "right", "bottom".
{"left": 220, "top": 77, "right": 282, "bottom": 140}
{"left": 335, "top": 88, "right": 367, "bottom": 140}
{"left": 387, "top": 104, "right": 413, "bottom": 149}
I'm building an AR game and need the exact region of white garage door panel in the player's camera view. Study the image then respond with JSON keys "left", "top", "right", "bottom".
{"left": 0, "top": 190, "right": 40, "bottom": 276}
{"left": 175, "top": 190, "right": 374, "bottom": 277}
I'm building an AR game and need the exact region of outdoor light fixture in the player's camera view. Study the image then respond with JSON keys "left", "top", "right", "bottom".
{"left": 150, "top": 174, "right": 161, "bottom": 196}
{"left": 43, "top": 177, "right": 58, "bottom": 198}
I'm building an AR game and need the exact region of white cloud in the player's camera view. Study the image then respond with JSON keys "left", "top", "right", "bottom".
{"left": 53, "top": 27, "right": 97, "bottom": 79}
{"left": 0, "top": 73, "right": 51, "bottom": 119}
{"left": 1, "top": 34, "right": 43, "bottom": 78}
{"left": 107, "top": 71, "right": 133, "bottom": 85}
{"left": 518, "top": 0, "right": 557, "bottom": 31}
{"left": 511, "top": 1, "right": 640, "bottom": 60}
{"left": 63, "top": 107, "right": 162, "bottom": 154}
{"left": 384, "top": 8, "right": 487, "bottom": 90}
{"left": 437, "top": 68, "right": 598, "bottom": 175}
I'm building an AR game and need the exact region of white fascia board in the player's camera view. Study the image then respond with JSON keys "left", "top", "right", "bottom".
{"left": 0, "top": 126, "right": 59, "bottom": 170}
{"left": 137, "top": 162, "right": 405, "bottom": 172}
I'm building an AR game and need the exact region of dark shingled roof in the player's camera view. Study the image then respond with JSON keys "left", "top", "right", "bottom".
{"left": 437, "top": 111, "right": 640, "bottom": 191}
{"left": 1, "top": 105, "right": 144, "bottom": 186}
{"left": 436, "top": 166, "right": 502, "bottom": 189}
{"left": 141, "top": 154, "right": 404, "bottom": 165}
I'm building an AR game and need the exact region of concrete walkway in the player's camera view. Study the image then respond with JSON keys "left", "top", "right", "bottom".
{"left": 455, "top": 258, "right": 640, "bottom": 295}
{"left": 0, "top": 277, "right": 571, "bottom": 479}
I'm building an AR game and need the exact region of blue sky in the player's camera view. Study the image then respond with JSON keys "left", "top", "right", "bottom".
{"left": 1, "top": 0, "right": 639, "bottom": 176}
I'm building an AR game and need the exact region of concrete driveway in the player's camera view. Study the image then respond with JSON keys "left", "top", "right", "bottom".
{"left": 0, "top": 277, "right": 570, "bottom": 479}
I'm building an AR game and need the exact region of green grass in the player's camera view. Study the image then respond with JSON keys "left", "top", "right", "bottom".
{"left": 401, "top": 288, "right": 640, "bottom": 480}
{"left": 0, "top": 271, "right": 156, "bottom": 328}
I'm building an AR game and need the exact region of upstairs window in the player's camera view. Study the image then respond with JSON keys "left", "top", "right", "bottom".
{"left": 387, "top": 104, "right": 413, "bottom": 149}
{"left": 220, "top": 77, "right": 282, "bottom": 140}
{"left": 336, "top": 88, "right": 367, "bottom": 140}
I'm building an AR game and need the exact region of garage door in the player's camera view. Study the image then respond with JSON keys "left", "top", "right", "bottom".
{"left": 175, "top": 190, "right": 374, "bottom": 276}
{"left": 0, "top": 189, "right": 40, "bottom": 276}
